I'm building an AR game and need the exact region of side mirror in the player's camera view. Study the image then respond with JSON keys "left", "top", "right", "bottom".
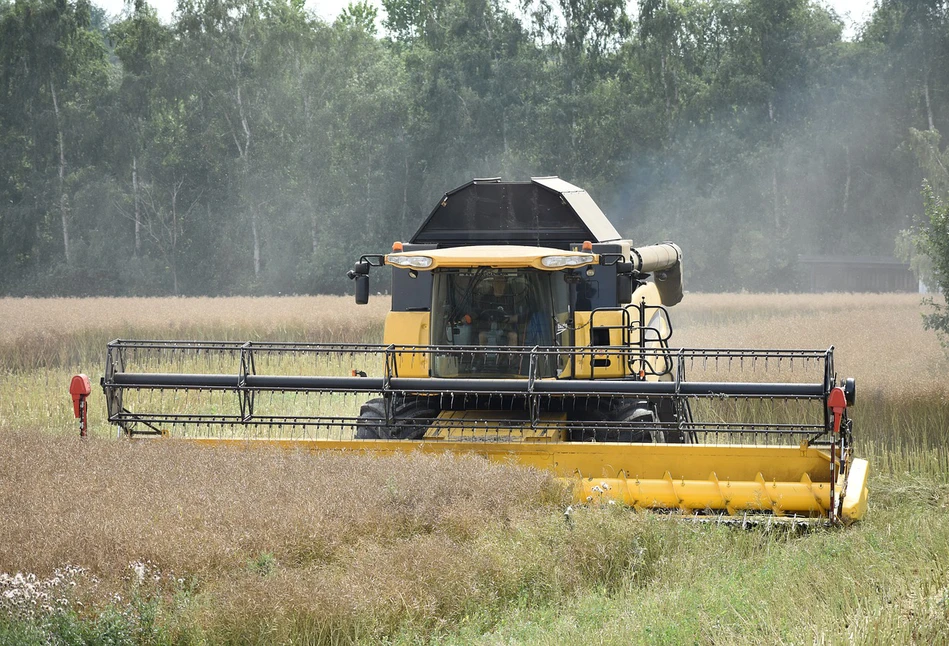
{"left": 354, "top": 275, "right": 369, "bottom": 304}
{"left": 348, "top": 260, "right": 372, "bottom": 304}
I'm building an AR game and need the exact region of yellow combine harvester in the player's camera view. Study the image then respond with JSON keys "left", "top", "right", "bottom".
{"left": 99, "top": 177, "right": 869, "bottom": 524}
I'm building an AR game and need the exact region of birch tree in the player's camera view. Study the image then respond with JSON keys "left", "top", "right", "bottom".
{"left": 0, "top": 0, "right": 109, "bottom": 267}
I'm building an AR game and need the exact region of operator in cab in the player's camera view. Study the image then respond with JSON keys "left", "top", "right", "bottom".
{"left": 474, "top": 275, "right": 522, "bottom": 346}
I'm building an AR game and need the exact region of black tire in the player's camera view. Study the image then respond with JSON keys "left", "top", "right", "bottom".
{"left": 355, "top": 396, "right": 440, "bottom": 439}
{"left": 569, "top": 398, "right": 693, "bottom": 444}
{"left": 655, "top": 397, "right": 692, "bottom": 444}
{"left": 569, "top": 400, "right": 659, "bottom": 443}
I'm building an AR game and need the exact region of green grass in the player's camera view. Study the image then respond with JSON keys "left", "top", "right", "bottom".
{"left": 3, "top": 490, "right": 948, "bottom": 645}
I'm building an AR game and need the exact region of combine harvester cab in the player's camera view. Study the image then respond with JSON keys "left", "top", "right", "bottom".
{"left": 101, "top": 177, "right": 869, "bottom": 525}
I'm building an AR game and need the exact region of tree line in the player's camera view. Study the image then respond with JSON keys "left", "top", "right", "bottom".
{"left": 1, "top": 0, "right": 947, "bottom": 296}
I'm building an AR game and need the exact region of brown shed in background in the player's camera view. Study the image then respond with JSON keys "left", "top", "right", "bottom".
{"left": 798, "top": 255, "right": 918, "bottom": 293}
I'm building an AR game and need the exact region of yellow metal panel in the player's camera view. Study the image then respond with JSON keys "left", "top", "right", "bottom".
{"left": 386, "top": 245, "right": 598, "bottom": 270}
{"left": 573, "top": 310, "right": 628, "bottom": 378}
{"left": 841, "top": 458, "right": 869, "bottom": 524}
{"left": 382, "top": 311, "right": 430, "bottom": 377}
{"left": 629, "top": 281, "right": 662, "bottom": 311}
{"left": 577, "top": 472, "right": 829, "bottom": 515}
{"left": 424, "top": 410, "right": 568, "bottom": 441}
{"left": 183, "top": 437, "right": 858, "bottom": 519}
{"left": 569, "top": 283, "right": 670, "bottom": 380}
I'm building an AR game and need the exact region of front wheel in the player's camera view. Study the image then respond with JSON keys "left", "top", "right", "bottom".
{"left": 570, "top": 399, "right": 690, "bottom": 443}
{"left": 355, "top": 396, "right": 440, "bottom": 439}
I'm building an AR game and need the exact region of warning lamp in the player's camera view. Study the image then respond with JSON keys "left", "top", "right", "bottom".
{"left": 392, "top": 241, "right": 404, "bottom": 252}
{"left": 581, "top": 240, "right": 593, "bottom": 252}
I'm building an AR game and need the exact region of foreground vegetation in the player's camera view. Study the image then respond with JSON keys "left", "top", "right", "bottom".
{"left": 2, "top": 433, "right": 949, "bottom": 645}
{"left": 1, "top": 293, "right": 948, "bottom": 644}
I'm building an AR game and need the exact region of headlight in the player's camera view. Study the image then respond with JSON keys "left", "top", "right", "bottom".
{"left": 388, "top": 255, "right": 434, "bottom": 268}
{"left": 541, "top": 254, "right": 595, "bottom": 268}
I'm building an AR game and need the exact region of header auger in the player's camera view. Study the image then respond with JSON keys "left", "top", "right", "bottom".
{"left": 98, "top": 177, "right": 869, "bottom": 525}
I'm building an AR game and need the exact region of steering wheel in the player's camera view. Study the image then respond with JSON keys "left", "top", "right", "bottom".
{"left": 480, "top": 306, "right": 509, "bottom": 323}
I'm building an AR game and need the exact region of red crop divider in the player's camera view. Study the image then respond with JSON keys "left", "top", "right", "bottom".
{"left": 70, "top": 374, "right": 92, "bottom": 438}
{"left": 827, "top": 386, "right": 847, "bottom": 435}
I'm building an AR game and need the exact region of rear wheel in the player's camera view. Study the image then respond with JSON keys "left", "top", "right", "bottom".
{"left": 355, "top": 396, "right": 440, "bottom": 439}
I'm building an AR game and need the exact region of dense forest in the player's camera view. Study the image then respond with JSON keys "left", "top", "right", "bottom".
{"left": 0, "top": 0, "right": 947, "bottom": 296}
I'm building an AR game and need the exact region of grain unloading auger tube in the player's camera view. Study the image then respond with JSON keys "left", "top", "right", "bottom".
{"left": 99, "top": 340, "right": 869, "bottom": 524}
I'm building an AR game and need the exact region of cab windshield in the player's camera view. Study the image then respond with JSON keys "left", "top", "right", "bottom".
{"left": 430, "top": 268, "right": 569, "bottom": 377}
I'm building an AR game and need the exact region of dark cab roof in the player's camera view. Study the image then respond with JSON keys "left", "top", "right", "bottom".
{"left": 409, "top": 177, "right": 622, "bottom": 249}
